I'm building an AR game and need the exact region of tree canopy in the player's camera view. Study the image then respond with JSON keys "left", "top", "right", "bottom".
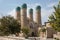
{"left": 48, "top": 1, "right": 60, "bottom": 32}
{"left": 0, "top": 16, "right": 21, "bottom": 36}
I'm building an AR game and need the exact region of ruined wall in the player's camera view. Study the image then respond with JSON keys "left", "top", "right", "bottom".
{"left": 46, "top": 22, "right": 57, "bottom": 38}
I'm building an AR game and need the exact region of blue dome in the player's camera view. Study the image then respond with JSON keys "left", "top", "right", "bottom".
{"left": 36, "top": 6, "right": 41, "bottom": 10}
{"left": 29, "top": 8, "right": 33, "bottom": 13}
{"left": 16, "top": 7, "right": 20, "bottom": 11}
{"left": 22, "top": 3, "right": 27, "bottom": 9}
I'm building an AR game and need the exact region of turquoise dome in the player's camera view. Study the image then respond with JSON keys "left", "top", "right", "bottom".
{"left": 16, "top": 7, "right": 20, "bottom": 11}
{"left": 22, "top": 3, "right": 27, "bottom": 9}
{"left": 36, "top": 6, "right": 41, "bottom": 10}
{"left": 29, "top": 8, "right": 33, "bottom": 13}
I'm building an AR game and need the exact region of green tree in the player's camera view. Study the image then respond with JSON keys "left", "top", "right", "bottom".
{"left": 48, "top": 1, "right": 60, "bottom": 32}
{"left": 0, "top": 16, "right": 21, "bottom": 36}
{"left": 41, "top": 28, "right": 46, "bottom": 32}
{"left": 22, "top": 27, "right": 30, "bottom": 38}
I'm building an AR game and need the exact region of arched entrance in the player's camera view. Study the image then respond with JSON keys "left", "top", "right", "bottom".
{"left": 31, "top": 32, "right": 36, "bottom": 37}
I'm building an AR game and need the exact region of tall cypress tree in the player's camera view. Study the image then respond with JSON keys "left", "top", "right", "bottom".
{"left": 48, "top": 1, "right": 60, "bottom": 32}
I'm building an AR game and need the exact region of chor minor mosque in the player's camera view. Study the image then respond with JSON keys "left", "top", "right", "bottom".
{"left": 16, "top": 4, "right": 41, "bottom": 37}
{"left": 15, "top": 3, "right": 56, "bottom": 37}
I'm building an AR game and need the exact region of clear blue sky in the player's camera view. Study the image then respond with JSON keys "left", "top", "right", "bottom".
{"left": 0, "top": 0, "right": 59, "bottom": 24}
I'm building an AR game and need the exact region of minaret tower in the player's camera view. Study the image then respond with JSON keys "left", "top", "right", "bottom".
{"left": 35, "top": 6, "right": 42, "bottom": 27}
{"left": 21, "top": 4, "right": 27, "bottom": 28}
{"left": 29, "top": 8, "right": 33, "bottom": 22}
{"left": 16, "top": 7, "right": 21, "bottom": 23}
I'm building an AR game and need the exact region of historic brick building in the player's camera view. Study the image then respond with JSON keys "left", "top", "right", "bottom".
{"left": 16, "top": 3, "right": 42, "bottom": 37}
